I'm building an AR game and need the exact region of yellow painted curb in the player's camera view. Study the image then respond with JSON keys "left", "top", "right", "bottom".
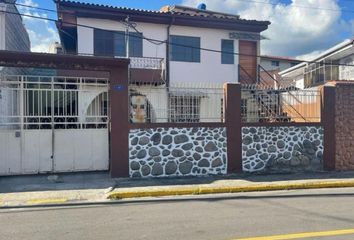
{"left": 26, "top": 198, "right": 68, "bottom": 205}
{"left": 107, "top": 180, "right": 354, "bottom": 200}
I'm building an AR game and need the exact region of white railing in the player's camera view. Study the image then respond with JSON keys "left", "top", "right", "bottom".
{"left": 0, "top": 75, "right": 109, "bottom": 129}
{"left": 129, "top": 57, "right": 164, "bottom": 69}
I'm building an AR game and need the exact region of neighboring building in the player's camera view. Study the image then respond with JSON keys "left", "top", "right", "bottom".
{"left": 56, "top": 0, "right": 270, "bottom": 122}
{"left": 258, "top": 56, "right": 302, "bottom": 88}
{"left": 0, "top": 0, "right": 30, "bottom": 52}
{"left": 48, "top": 42, "right": 64, "bottom": 54}
{"left": 280, "top": 39, "right": 354, "bottom": 89}
{"left": 260, "top": 55, "right": 302, "bottom": 72}
{"left": 0, "top": 0, "right": 30, "bottom": 128}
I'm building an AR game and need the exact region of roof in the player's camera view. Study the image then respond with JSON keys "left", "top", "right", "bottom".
{"left": 55, "top": 0, "right": 270, "bottom": 31}
{"left": 261, "top": 55, "right": 303, "bottom": 62}
{"left": 280, "top": 39, "right": 354, "bottom": 76}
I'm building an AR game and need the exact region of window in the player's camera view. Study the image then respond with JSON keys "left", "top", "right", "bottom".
{"left": 169, "top": 95, "right": 200, "bottom": 122}
{"left": 170, "top": 35, "right": 200, "bottom": 62}
{"left": 271, "top": 60, "right": 280, "bottom": 67}
{"left": 221, "top": 40, "right": 234, "bottom": 64}
{"left": 94, "top": 29, "right": 143, "bottom": 57}
{"left": 290, "top": 62, "right": 298, "bottom": 67}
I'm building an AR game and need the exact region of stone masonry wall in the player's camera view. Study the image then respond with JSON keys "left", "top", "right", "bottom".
{"left": 335, "top": 84, "right": 354, "bottom": 170}
{"left": 242, "top": 126, "right": 323, "bottom": 172}
{"left": 129, "top": 127, "right": 227, "bottom": 177}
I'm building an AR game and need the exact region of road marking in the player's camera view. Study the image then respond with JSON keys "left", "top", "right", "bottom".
{"left": 235, "top": 228, "right": 354, "bottom": 240}
{"left": 26, "top": 198, "right": 67, "bottom": 205}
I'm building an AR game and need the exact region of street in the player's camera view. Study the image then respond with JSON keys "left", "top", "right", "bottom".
{"left": 1, "top": 188, "right": 354, "bottom": 240}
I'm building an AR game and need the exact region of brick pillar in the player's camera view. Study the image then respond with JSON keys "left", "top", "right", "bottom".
{"left": 321, "top": 85, "right": 336, "bottom": 171}
{"left": 224, "top": 83, "right": 242, "bottom": 173}
{"left": 109, "top": 67, "right": 130, "bottom": 178}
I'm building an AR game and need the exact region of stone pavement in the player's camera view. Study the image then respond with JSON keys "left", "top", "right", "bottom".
{"left": 2, "top": 171, "right": 354, "bottom": 207}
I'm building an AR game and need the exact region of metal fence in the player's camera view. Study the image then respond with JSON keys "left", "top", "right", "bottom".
{"left": 0, "top": 75, "right": 109, "bottom": 129}
{"left": 129, "top": 84, "right": 224, "bottom": 123}
{"left": 241, "top": 88, "right": 321, "bottom": 123}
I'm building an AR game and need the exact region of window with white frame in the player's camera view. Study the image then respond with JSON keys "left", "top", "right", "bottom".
{"left": 169, "top": 95, "right": 201, "bottom": 122}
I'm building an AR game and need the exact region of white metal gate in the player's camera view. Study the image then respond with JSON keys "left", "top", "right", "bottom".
{"left": 0, "top": 75, "right": 109, "bottom": 175}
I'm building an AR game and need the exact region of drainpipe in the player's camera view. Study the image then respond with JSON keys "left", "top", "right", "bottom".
{"left": 166, "top": 17, "right": 175, "bottom": 88}
{"left": 166, "top": 17, "right": 174, "bottom": 122}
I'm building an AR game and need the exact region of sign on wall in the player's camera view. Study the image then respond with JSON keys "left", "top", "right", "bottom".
{"left": 229, "top": 32, "right": 264, "bottom": 41}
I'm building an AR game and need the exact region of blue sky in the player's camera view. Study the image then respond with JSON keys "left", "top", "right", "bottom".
{"left": 18, "top": 0, "right": 354, "bottom": 59}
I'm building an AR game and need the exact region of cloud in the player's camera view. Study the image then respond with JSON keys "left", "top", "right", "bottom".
{"left": 182, "top": 0, "right": 353, "bottom": 59}
{"left": 17, "top": 0, "right": 59, "bottom": 52}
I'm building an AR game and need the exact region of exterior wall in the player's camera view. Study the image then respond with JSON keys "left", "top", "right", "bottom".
{"left": 339, "top": 54, "right": 354, "bottom": 80}
{"left": 169, "top": 25, "right": 239, "bottom": 84}
{"left": 334, "top": 84, "right": 354, "bottom": 170}
{"left": 77, "top": 18, "right": 167, "bottom": 58}
{"left": 260, "top": 59, "right": 297, "bottom": 72}
{"left": 242, "top": 126, "right": 323, "bottom": 172}
{"left": 129, "top": 85, "right": 169, "bottom": 123}
{"left": 0, "top": 3, "right": 5, "bottom": 51}
{"left": 4, "top": 4, "right": 30, "bottom": 52}
{"left": 129, "top": 127, "right": 227, "bottom": 177}
{"left": 76, "top": 18, "right": 243, "bottom": 84}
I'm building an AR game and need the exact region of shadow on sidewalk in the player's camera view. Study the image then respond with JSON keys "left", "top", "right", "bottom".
{"left": 1, "top": 170, "right": 354, "bottom": 194}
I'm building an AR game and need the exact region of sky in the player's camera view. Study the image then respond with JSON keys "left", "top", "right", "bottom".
{"left": 16, "top": 0, "right": 354, "bottom": 60}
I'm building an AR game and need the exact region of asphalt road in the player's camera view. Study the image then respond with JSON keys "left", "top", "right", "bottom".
{"left": 2, "top": 188, "right": 354, "bottom": 240}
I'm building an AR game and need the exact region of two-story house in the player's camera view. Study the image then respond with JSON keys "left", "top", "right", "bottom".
{"left": 55, "top": 0, "right": 270, "bottom": 122}
{"left": 280, "top": 39, "right": 354, "bottom": 89}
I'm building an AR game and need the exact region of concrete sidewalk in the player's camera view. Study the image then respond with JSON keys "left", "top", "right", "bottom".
{"left": 2, "top": 171, "right": 354, "bottom": 207}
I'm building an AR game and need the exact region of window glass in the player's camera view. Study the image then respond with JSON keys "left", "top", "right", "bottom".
{"left": 221, "top": 40, "right": 234, "bottom": 64}
{"left": 94, "top": 29, "right": 143, "bottom": 57}
{"left": 170, "top": 35, "right": 200, "bottom": 62}
{"left": 271, "top": 61, "right": 280, "bottom": 67}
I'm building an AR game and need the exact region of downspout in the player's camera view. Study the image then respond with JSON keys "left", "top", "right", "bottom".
{"left": 166, "top": 16, "right": 174, "bottom": 122}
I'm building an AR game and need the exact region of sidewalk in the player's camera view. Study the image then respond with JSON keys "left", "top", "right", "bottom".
{"left": 2, "top": 171, "right": 354, "bottom": 207}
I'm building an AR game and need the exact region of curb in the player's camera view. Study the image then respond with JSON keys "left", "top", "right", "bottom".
{"left": 107, "top": 180, "right": 354, "bottom": 200}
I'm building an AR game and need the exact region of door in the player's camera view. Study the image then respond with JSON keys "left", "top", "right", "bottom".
{"left": 239, "top": 41, "right": 258, "bottom": 84}
{"left": 0, "top": 75, "right": 109, "bottom": 175}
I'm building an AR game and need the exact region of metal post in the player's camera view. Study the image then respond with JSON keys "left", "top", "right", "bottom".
{"left": 125, "top": 16, "right": 130, "bottom": 58}
{"left": 51, "top": 76, "right": 55, "bottom": 172}
{"left": 19, "top": 76, "right": 24, "bottom": 170}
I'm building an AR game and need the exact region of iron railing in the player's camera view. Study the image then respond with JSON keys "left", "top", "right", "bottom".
{"left": 0, "top": 75, "right": 109, "bottom": 129}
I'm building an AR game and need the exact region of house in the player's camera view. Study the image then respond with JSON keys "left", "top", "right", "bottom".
{"left": 260, "top": 55, "right": 302, "bottom": 72}
{"left": 279, "top": 39, "right": 354, "bottom": 89}
{"left": 55, "top": 0, "right": 270, "bottom": 122}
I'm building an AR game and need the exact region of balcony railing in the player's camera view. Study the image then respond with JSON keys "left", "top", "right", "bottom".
{"left": 129, "top": 57, "right": 164, "bottom": 70}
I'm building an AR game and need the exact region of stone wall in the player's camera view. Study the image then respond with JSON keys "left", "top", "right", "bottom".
{"left": 335, "top": 84, "right": 354, "bottom": 170}
{"left": 129, "top": 127, "right": 227, "bottom": 177}
{"left": 242, "top": 126, "right": 323, "bottom": 172}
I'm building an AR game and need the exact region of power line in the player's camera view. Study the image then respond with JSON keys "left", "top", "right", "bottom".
{"left": 14, "top": 0, "right": 354, "bottom": 16}
{"left": 234, "top": 0, "right": 354, "bottom": 14}
{"left": 1, "top": 8, "right": 354, "bottom": 67}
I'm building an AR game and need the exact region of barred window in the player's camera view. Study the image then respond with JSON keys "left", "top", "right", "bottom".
{"left": 169, "top": 95, "right": 200, "bottom": 122}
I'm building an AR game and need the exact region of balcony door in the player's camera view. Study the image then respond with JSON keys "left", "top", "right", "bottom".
{"left": 239, "top": 41, "right": 257, "bottom": 84}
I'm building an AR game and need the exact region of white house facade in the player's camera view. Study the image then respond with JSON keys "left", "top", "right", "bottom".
{"left": 56, "top": 1, "right": 270, "bottom": 123}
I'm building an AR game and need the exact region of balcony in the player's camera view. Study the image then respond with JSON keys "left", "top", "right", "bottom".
{"left": 129, "top": 57, "right": 165, "bottom": 85}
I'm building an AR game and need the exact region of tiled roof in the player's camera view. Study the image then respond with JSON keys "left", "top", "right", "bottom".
{"left": 56, "top": 0, "right": 270, "bottom": 25}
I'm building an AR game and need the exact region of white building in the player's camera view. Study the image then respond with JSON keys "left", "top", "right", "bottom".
{"left": 56, "top": 1, "right": 270, "bottom": 122}
{"left": 260, "top": 55, "right": 302, "bottom": 72}
{"left": 280, "top": 39, "right": 354, "bottom": 89}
